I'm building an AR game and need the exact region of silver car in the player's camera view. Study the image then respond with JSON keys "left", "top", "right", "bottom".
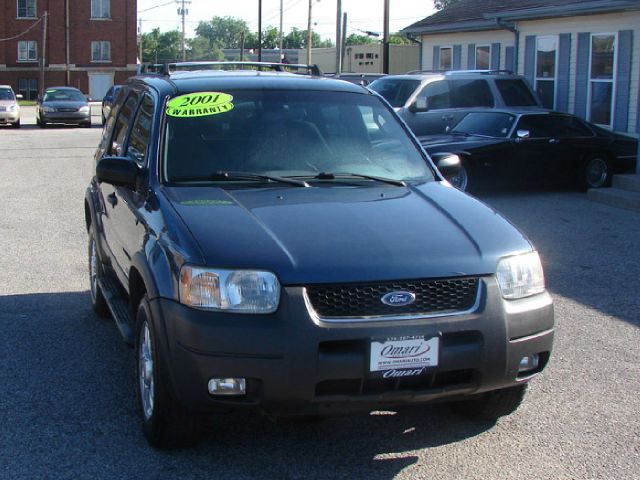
{"left": 37, "top": 87, "right": 91, "bottom": 128}
{"left": 0, "top": 85, "right": 22, "bottom": 128}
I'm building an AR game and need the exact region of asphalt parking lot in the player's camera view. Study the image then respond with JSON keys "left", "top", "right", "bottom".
{"left": 0, "top": 111, "right": 639, "bottom": 480}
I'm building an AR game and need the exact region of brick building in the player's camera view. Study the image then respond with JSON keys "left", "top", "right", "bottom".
{"left": 0, "top": 0, "right": 137, "bottom": 100}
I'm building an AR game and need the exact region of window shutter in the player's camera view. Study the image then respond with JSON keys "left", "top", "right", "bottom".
{"left": 574, "top": 32, "right": 590, "bottom": 119}
{"left": 433, "top": 45, "right": 440, "bottom": 70}
{"left": 505, "top": 46, "right": 515, "bottom": 73}
{"left": 614, "top": 30, "right": 633, "bottom": 132}
{"left": 467, "top": 44, "right": 476, "bottom": 69}
{"left": 524, "top": 36, "right": 536, "bottom": 86}
{"left": 490, "top": 43, "right": 500, "bottom": 70}
{"left": 453, "top": 45, "right": 462, "bottom": 70}
{"left": 556, "top": 33, "right": 571, "bottom": 113}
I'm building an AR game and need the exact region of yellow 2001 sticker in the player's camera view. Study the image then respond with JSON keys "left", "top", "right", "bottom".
{"left": 166, "top": 92, "right": 234, "bottom": 118}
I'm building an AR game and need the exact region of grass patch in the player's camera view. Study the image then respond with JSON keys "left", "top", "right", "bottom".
{"left": 18, "top": 100, "right": 37, "bottom": 106}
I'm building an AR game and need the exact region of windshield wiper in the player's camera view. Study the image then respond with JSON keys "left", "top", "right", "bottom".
{"left": 172, "top": 171, "right": 310, "bottom": 187}
{"left": 311, "top": 172, "right": 406, "bottom": 187}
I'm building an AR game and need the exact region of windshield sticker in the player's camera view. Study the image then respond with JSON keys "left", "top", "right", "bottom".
{"left": 166, "top": 92, "right": 234, "bottom": 118}
{"left": 180, "top": 199, "right": 234, "bottom": 206}
{"left": 46, "top": 89, "right": 57, "bottom": 93}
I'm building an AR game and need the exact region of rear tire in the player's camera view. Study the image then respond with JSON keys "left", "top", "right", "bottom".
{"left": 449, "top": 384, "right": 528, "bottom": 421}
{"left": 580, "top": 155, "right": 610, "bottom": 190}
{"left": 136, "top": 296, "right": 201, "bottom": 449}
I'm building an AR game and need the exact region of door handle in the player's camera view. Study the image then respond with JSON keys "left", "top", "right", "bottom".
{"left": 549, "top": 138, "right": 560, "bottom": 144}
{"left": 107, "top": 193, "right": 117, "bottom": 207}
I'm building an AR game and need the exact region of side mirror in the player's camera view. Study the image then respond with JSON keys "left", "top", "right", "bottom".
{"left": 97, "top": 156, "right": 138, "bottom": 188}
{"left": 409, "top": 97, "right": 428, "bottom": 113}
{"left": 16, "top": 94, "right": 24, "bottom": 100}
{"left": 516, "top": 129, "right": 530, "bottom": 140}
{"left": 432, "top": 153, "right": 461, "bottom": 179}
{"left": 86, "top": 95, "right": 93, "bottom": 102}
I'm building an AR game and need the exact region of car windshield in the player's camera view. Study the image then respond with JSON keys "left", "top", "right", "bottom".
{"left": 0, "top": 88, "right": 15, "bottom": 101}
{"left": 43, "top": 89, "right": 85, "bottom": 102}
{"left": 452, "top": 112, "right": 517, "bottom": 138}
{"left": 368, "top": 78, "right": 421, "bottom": 108}
{"left": 163, "top": 90, "right": 433, "bottom": 184}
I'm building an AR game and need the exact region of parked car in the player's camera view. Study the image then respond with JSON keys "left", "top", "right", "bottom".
{"left": 36, "top": 86, "right": 91, "bottom": 128}
{"left": 331, "top": 73, "right": 386, "bottom": 87}
{"left": 0, "top": 85, "right": 22, "bottom": 128}
{"left": 86, "top": 62, "right": 554, "bottom": 448}
{"left": 369, "top": 70, "right": 543, "bottom": 136}
{"left": 420, "top": 110, "right": 638, "bottom": 192}
{"left": 102, "top": 85, "right": 122, "bottom": 125}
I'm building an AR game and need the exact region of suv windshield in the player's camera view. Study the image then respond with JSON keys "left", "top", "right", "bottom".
{"left": 368, "top": 78, "right": 421, "bottom": 108}
{"left": 163, "top": 90, "right": 433, "bottom": 184}
{"left": 43, "top": 89, "right": 85, "bottom": 102}
{"left": 452, "top": 112, "right": 517, "bottom": 138}
{"left": 0, "top": 88, "right": 15, "bottom": 101}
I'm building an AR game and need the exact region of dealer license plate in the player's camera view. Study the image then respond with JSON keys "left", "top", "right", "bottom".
{"left": 370, "top": 336, "right": 439, "bottom": 374}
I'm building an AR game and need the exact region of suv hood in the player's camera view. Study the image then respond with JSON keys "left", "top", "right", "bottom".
{"left": 0, "top": 100, "right": 18, "bottom": 107}
{"left": 163, "top": 182, "right": 531, "bottom": 285}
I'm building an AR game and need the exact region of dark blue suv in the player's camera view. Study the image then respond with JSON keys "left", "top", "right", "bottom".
{"left": 85, "top": 62, "right": 554, "bottom": 448}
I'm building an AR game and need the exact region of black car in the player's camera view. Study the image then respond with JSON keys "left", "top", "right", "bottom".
{"left": 85, "top": 62, "right": 554, "bottom": 448}
{"left": 420, "top": 110, "right": 638, "bottom": 192}
{"left": 36, "top": 86, "right": 91, "bottom": 127}
{"left": 101, "top": 85, "right": 122, "bottom": 125}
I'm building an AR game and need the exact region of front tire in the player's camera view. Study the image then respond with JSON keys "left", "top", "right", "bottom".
{"left": 88, "top": 232, "right": 109, "bottom": 318}
{"left": 13, "top": 120, "right": 21, "bottom": 128}
{"left": 581, "top": 155, "right": 610, "bottom": 190}
{"left": 136, "top": 296, "right": 201, "bottom": 449}
{"left": 449, "top": 384, "right": 528, "bottom": 421}
{"left": 449, "top": 163, "right": 469, "bottom": 192}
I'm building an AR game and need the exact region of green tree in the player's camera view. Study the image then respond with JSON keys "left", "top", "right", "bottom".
{"left": 195, "top": 16, "right": 251, "bottom": 49}
{"left": 434, "top": 0, "right": 459, "bottom": 10}
{"left": 141, "top": 28, "right": 182, "bottom": 63}
{"left": 283, "top": 28, "right": 333, "bottom": 49}
{"left": 187, "top": 36, "right": 224, "bottom": 61}
{"left": 389, "top": 33, "right": 410, "bottom": 45}
{"left": 345, "top": 33, "right": 377, "bottom": 46}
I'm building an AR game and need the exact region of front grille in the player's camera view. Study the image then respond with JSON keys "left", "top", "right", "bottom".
{"left": 58, "top": 108, "right": 78, "bottom": 112}
{"left": 0, "top": 107, "right": 6, "bottom": 112}
{"left": 306, "top": 277, "right": 479, "bottom": 318}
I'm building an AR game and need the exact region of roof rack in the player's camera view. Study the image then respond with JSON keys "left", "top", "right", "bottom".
{"left": 406, "top": 69, "right": 515, "bottom": 76}
{"left": 138, "top": 61, "right": 323, "bottom": 77}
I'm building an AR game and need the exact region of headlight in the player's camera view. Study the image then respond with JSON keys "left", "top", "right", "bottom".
{"left": 79, "top": 106, "right": 90, "bottom": 113}
{"left": 7, "top": 105, "right": 16, "bottom": 112}
{"left": 496, "top": 252, "right": 545, "bottom": 299}
{"left": 179, "top": 266, "right": 281, "bottom": 313}
{"left": 43, "top": 106, "right": 55, "bottom": 113}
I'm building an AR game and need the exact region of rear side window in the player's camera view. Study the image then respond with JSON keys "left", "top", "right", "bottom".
{"left": 110, "top": 93, "right": 139, "bottom": 156}
{"left": 495, "top": 79, "right": 538, "bottom": 106}
{"left": 368, "top": 79, "right": 421, "bottom": 108}
{"left": 449, "top": 79, "right": 493, "bottom": 107}
{"left": 419, "top": 81, "right": 450, "bottom": 109}
{"left": 545, "top": 115, "right": 594, "bottom": 138}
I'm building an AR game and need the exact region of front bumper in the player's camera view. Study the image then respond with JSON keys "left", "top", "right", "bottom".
{"left": 41, "top": 111, "right": 90, "bottom": 124}
{"left": 151, "top": 277, "right": 554, "bottom": 415}
{"left": 0, "top": 111, "right": 20, "bottom": 123}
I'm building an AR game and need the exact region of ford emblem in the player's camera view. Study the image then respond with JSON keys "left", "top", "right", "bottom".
{"left": 381, "top": 291, "right": 416, "bottom": 307}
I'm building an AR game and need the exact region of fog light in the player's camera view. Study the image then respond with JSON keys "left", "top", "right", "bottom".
{"left": 519, "top": 354, "right": 540, "bottom": 373}
{"left": 208, "top": 378, "right": 246, "bottom": 396}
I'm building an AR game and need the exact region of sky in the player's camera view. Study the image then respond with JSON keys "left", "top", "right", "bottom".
{"left": 137, "top": 0, "right": 436, "bottom": 42}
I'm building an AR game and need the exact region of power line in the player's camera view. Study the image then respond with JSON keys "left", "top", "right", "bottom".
{"left": 0, "top": 15, "right": 43, "bottom": 42}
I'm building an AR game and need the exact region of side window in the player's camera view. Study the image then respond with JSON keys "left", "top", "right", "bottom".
{"left": 549, "top": 116, "right": 594, "bottom": 138}
{"left": 495, "top": 79, "right": 538, "bottom": 107}
{"left": 110, "top": 92, "right": 139, "bottom": 156}
{"left": 516, "top": 115, "right": 553, "bottom": 138}
{"left": 449, "top": 79, "right": 494, "bottom": 107}
{"left": 126, "top": 95, "right": 154, "bottom": 167}
{"left": 419, "top": 81, "right": 450, "bottom": 110}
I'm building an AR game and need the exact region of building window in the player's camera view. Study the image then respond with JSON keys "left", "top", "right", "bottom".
{"left": 91, "top": 41, "right": 111, "bottom": 62}
{"left": 534, "top": 36, "right": 558, "bottom": 109}
{"left": 17, "top": 0, "right": 36, "bottom": 18}
{"left": 17, "top": 41, "right": 37, "bottom": 61}
{"left": 588, "top": 33, "right": 616, "bottom": 127}
{"left": 475, "top": 45, "right": 490, "bottom": 70}
{"left": 91, "top": 0, "right": 110, "bottom": 19}
{"left": 18, "top": 78, "right": 38, "bottom": 100}
{"left": 439, "top": 47, "right": 452, "bottom": 70}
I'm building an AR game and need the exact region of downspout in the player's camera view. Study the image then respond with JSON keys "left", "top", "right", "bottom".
{"left": 65, "top": 0, "right": 70, "bottom": 85}
{"left": 405, "top": 33, "right": 423, "bottom": 71}
{"left": 496, "top": 19, "right": 518, "bottom": 73}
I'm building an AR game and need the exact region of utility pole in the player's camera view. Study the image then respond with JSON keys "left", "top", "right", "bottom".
{"left": 341, "top": 12, "right": 347, "bottom": 73}
{"left": 65, "top": 0, "right": 70, "bottom": 85}
{"left": 40, "top": 11, "right": 48, "bottom": 96}
{"left": 240, "top": 31, "right": 245, "bottom": 61}
{"left": 138, "top": 18, "right": 143, "bottom": 64}
{"left": 258, "top": 0, "right": 262, "bottom": 62}
{"left": 382, "top": 0, "right": 390, "bottom": 74}
{"left": 279, "top": 0, "right": 284, "bottom": 60}
{"left": 307, "top": 0, "right": 313, "bottom": 65}
{"left": 177, "top": 0, "right": 190, "bottom": 61}
{"left": 335, "top": 0, "right": 342, "bottom": 74}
